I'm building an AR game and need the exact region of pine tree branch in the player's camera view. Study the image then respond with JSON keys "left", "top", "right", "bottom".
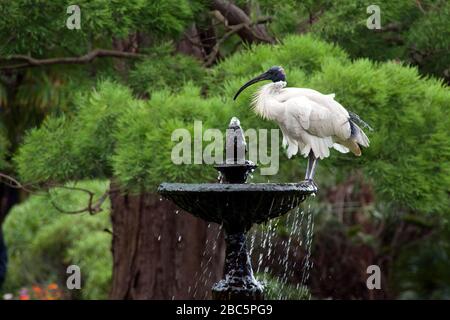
{"left": 415, "top": 0, "right": 426, "bottom": 14}
{"left": 204, "top": 15, "right": 272, "bottom": 67}
{"left": 0, "top": 49, "right": 146, "bottom": 70}
{"left": 48, "top": 186, "right": 109, "bottom": 215}
{"left": 0, "top": 172, "right": 35, "bottom": 193}
{"left": 0, "top": 172, "right": 111, "bottom": 215}
{"left": 211, "top": 0, "right": 275, "bottom": 44}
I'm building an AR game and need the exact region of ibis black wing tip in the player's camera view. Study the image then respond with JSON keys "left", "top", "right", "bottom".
{"left": 349, "top": 111, "right": 374, "bottom": 132}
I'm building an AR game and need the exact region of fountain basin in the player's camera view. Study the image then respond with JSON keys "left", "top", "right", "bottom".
{"left": 158, "top": 182, "right": 316, "bottom": 233}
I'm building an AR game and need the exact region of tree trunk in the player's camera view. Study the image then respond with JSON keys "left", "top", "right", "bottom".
{"left": 0, "top": 184, "right": 20, "bottom": 287}
{"left": 176, "top": 24, "right": 206, "bottom": 60}
{"left": 109, "top": 186, "right": 225, "bottom": 300}
{"left": 211, "top": 0, "right": 275, "bottom": 44}
{"left": 0, "top": 184, "right": 20, "bottom": 226}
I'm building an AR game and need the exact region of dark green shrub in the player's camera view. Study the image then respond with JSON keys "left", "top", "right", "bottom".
{"left": 1, "top": 180, "right": 111, "bottom": 300}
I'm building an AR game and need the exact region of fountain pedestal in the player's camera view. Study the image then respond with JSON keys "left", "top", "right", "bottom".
{"left": 212, "top": 232, "right": 263, "bottom": 300}
{"left": 158, "top": 117, "right": 317, "bottom": 300}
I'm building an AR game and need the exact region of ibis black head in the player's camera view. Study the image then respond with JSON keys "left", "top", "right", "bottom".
{"left": 234, "top": 66, "right": 286, "bottom": 100}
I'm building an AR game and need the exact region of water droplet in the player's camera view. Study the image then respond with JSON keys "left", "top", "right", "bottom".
{"left": 157, "top": 235, "right": 161, "bottom": 241}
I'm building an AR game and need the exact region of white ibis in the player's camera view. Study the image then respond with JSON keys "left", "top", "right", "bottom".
{"left": 234, "top": 66, "right": 370, "bottom": 185}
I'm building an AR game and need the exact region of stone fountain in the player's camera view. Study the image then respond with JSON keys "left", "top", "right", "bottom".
{"left": 158, "top": 117, "right": 316, "bottom": 300}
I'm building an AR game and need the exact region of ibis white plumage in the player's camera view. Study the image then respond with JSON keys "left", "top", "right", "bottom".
{"left": 234, "top": 66, "right": 370, "bottom": 185}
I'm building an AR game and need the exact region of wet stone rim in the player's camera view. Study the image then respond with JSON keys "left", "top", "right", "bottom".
{"left": 158, "top": 182, "right": 317, "bottom": 194}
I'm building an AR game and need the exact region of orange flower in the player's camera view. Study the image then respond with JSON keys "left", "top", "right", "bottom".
{"left": 47, "top": 283, "right": 58, "bottom": 290}
{"left": 32, "top": 286, "right": 42, "bottom": 293}
{"left": 19, "top": 294, "right": 30, "bottom": 300}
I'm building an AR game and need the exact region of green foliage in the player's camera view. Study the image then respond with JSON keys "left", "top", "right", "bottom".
{"left": 257, "top": 273, "right": 310, "bottom": 300}
{"left": 70, "top": 81, "right": 139, "bottom": 178}
{"left": 210, "top": 34, "right": 348, "bottom": 91}
{"left": 15, "top": 35, "right": 450, "bottom": 214}
{"left": 129, "top": 43, "right": 205, "bottom": 95}
{"left": 406, "top": 1, "right": 450, "bottom": 78}
{"left": 0, "top": 68, "right": 93, "bottom": 167}
{"left": 0, "top": 0, "right": 194, "bottom": 56}
{"left": 14, "top": 116, "right": 77, "bottom": 182}
{"left": 255, "top": 0, "right": 332, "bottom": 35}
{"left": 0, "top": 123, "right": 10, "bottom": 170}
{"left": 113, "top": 84, "right": 227, "bottom": 190}
{"left": 311, "top": 0, "right": 450, "bottom": 80}
{"left": 1, "top": 180, "right": 112, "bottom": 299}
{"left": 391, "top": 221, "right": 450, "bottom": 299}
{"left": 15, "top": 81, "right": 140, "bottom": 182}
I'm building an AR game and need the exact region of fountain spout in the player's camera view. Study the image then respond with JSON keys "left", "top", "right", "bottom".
{"left": 215, "top": 117, "right": 256, "bottom": 184}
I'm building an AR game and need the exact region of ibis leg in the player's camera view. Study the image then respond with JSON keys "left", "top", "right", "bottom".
{"left": 305, "top": 151, "right": 318, "bottom": 181}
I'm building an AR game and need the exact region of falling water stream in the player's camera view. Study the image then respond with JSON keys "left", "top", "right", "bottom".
{"left": 184, "top": 196, "right": 315, "bottom": 300}
{"left": 251, "top": 197, "right": 315, "bottom": 300}
{"left": 190, "top": 222, "right": 224, "bottom": 299}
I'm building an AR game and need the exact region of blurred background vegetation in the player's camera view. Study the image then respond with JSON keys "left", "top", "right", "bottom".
{"left": 0, "top": 0, "right": 449, "bottom": 299}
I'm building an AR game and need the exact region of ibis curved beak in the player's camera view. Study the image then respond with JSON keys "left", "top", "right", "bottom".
{"left": 233, "top": 72, "right": 270, "bottom": 100}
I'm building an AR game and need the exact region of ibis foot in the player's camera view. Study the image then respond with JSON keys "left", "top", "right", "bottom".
{"left": 306, "top": 179, "right": 318, "bottom": 190}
